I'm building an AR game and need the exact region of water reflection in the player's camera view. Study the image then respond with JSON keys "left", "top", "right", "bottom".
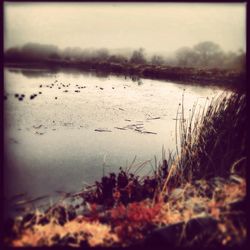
{"left": 7, "top": 68, "right": 59, "bottom": 78}
{"left": 7, "top": 67, "right": 139, "bottom": 82}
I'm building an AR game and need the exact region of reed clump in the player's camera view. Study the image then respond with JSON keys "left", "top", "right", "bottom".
{"left": 177, "top": 91, "right": 246, "bottom": 181}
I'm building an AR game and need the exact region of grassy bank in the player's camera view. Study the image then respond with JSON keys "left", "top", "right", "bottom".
{"left": 5, "top": 60, "right": 246, "bottom": 92}
{"left": 3, "top": 92, "right": 246, "bottom": 247}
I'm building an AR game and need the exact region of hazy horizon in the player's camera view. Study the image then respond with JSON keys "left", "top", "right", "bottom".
{"left": 4, "top": 2, "right": 246, "bottom": 54}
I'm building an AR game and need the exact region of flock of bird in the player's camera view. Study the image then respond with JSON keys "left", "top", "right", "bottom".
{"left": 4, "top": 79, "right": 121, "bottom": 102}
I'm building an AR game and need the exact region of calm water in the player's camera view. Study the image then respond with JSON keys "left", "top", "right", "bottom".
{"left": 4, "top": 67, "right": 225, "bottom": 212}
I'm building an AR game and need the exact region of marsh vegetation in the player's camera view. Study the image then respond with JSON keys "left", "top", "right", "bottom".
{"left": 4, "top": 91, "right": 246, "bottom": 247}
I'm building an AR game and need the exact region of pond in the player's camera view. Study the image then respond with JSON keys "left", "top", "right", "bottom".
{"left": 4, "top": 67, "right": 225, "bottom": 215}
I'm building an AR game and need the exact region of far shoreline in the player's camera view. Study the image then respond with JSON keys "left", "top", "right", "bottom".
{"left": 4, "top": 61, "right": 245, "bottom": 92}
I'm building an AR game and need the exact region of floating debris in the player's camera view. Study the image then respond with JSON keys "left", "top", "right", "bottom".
{"left": 64, "top": 122, "right": 73, "bottom": 126}
{"left": 35, "top": 132, "right": 45, "bottom": 135}
{"left": 125, "top": 119, "right": 131, "bottom": 122}
{"left": 147, "top": 117, "right": 161, "bottom": 120}
{"left": 100, "top": 87, "right": 104, "bottom": 90}
{"left": 114, "top": 127, "right": 127, "bottom": 130}
{"left": 94, "top": 129, "right": 112, "bottom": 132}
{"left": 119, "top": 108, "right": 125, "bottom": 111}
{"left": 134, "top": 129, "right": 142, "bottom": 132}
{"left": 133, "top": 129, "right": 157, "bottom": 134}
{"left": 33, "top": 125, "right": 43, "bottom": 129}
{"left": 135, "top": 126, "right": 144, "bottom": 129}
{"left": 142, "top": 131, "right": 157, "bottom": 135}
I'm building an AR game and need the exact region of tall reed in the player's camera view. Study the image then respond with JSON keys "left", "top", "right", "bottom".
{"left": 175, "top": 91, "right": 246, "bottom": 181}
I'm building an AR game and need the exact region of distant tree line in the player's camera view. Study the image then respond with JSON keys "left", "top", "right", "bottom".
{"left": 4, "top": 41, "right": 245, "bottom": 72}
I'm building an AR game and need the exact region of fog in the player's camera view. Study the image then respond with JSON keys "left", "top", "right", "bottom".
{"left": 5, "top": 41, "right": 245, "bottom": 71}
{"left": 4, "top": 2, "right": 246, "bottom": 54}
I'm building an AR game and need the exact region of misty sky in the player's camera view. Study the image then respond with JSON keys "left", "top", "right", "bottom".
{"left": 4, "top": 2, "right": 246, "bottom": 54}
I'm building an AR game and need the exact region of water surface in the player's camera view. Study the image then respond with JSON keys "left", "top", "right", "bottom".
{"left": 4, "top": 67, "right": 225, "bottom": 207}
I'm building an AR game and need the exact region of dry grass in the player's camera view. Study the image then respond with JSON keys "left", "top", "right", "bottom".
{"left": 6, "top": 176, "right": 246, "bottom": 247}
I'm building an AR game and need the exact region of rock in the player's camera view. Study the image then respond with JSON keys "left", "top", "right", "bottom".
{"left": 143, "top": 216, "right": 218, "bottom": 247}
{"left": 185, "top": 216, "right": 218, "bottom": 242}
{"left": 228, "top": 198, "right": 246, "bottom": 211}
{"left": 144, "top": 221, "right": 184, "bottom": 247}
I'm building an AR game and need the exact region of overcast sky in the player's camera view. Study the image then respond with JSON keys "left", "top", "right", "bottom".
{"left": 4, "top": 2, "right": 246, "bottom": 54}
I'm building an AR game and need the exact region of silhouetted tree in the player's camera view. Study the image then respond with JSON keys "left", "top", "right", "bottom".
{"left": 193, "top": 41, "right": 222, "bottom": 67}
{"left": 176, "top": 47, "right": 196, "bottom": 67}
{"left": 108, "top": 54, "right": 128, "bottom": 64}
{"left": 151, "top": 55, "right": 164, "bottom": 65}
{"left": 130, "top": 48, "right": 147, "bottom": 64}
